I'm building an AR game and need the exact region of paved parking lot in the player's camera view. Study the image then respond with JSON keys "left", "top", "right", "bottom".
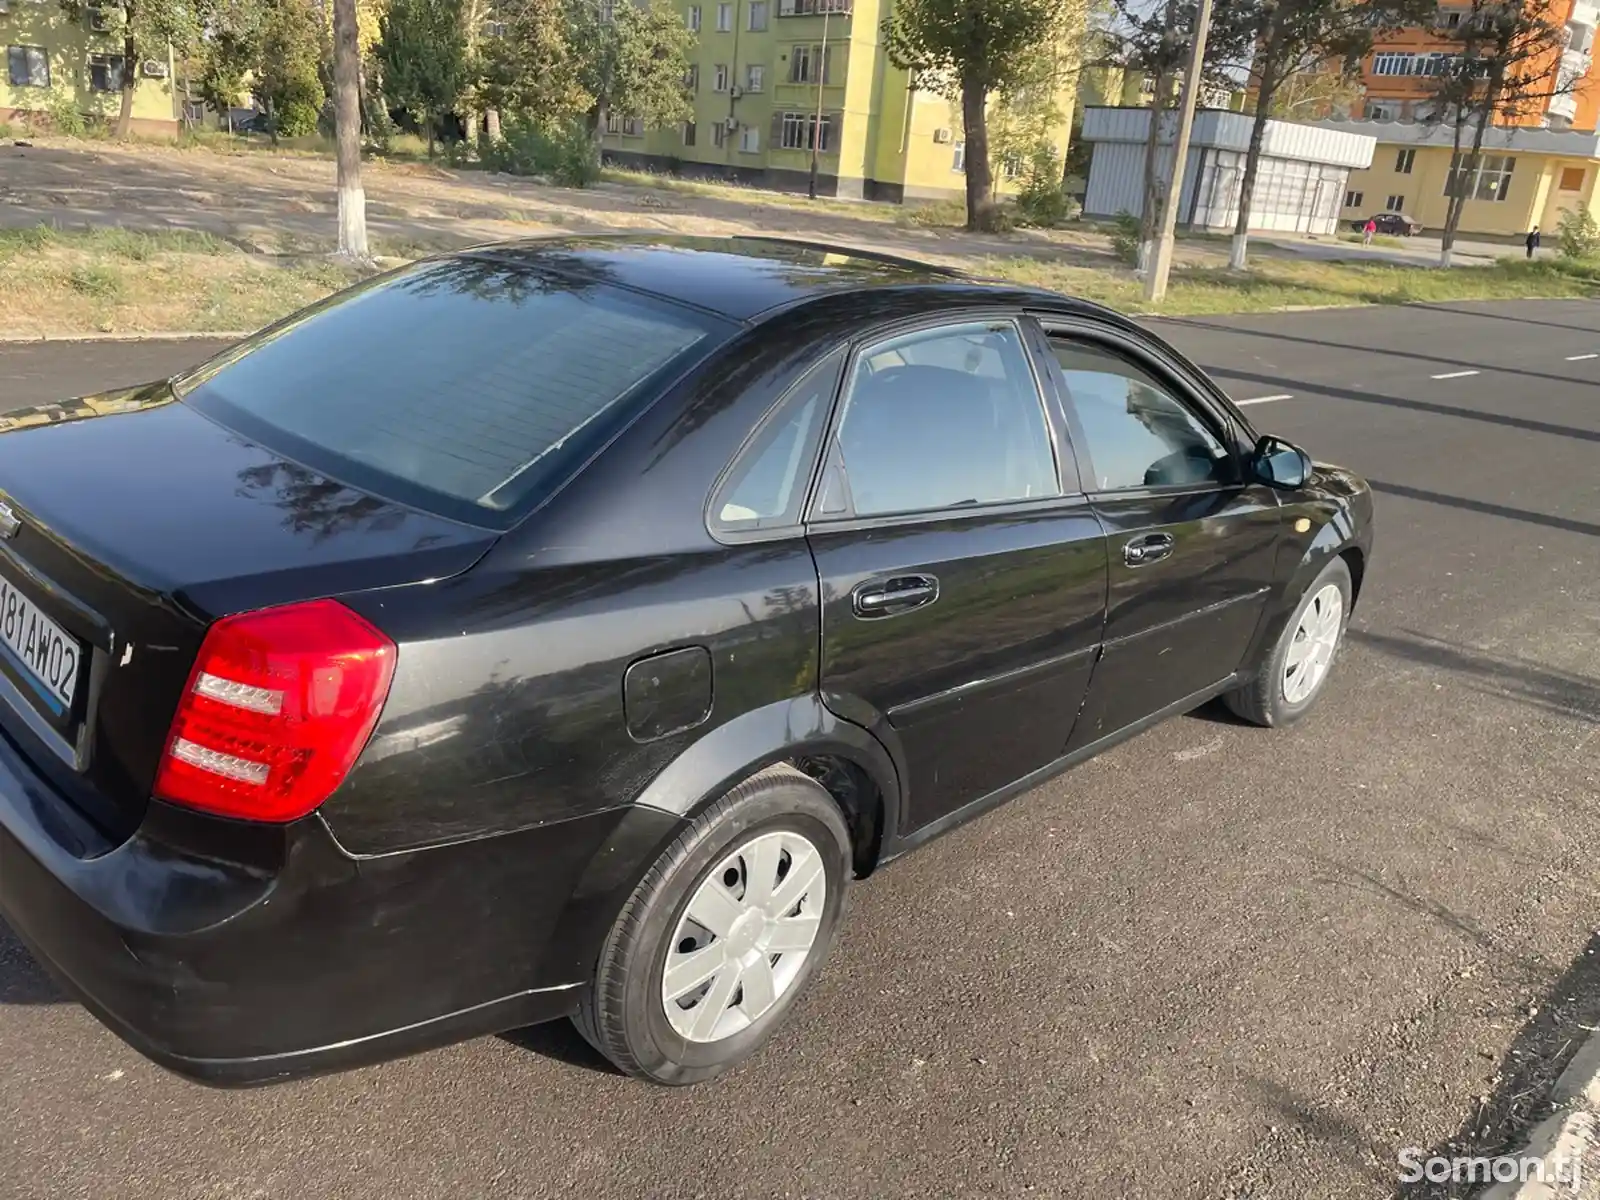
{"left": 1, "top": 300, "right": 1598, "bottom": 1199}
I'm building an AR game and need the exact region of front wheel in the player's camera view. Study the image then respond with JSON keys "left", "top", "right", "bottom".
{"left": 1224, "top": 557, "right": 1352, "bottom": 728}
{"left": 574, "top": 765, "right": 852, "bottom": 1086}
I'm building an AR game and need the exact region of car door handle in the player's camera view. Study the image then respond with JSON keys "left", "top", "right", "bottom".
{"left": 1123, "top": 533, "right": 1175, "bottom": 567}
{"left": 852, "top": 575, "right": 939, "bottom": 617}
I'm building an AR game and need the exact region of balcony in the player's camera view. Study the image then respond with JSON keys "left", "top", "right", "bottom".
{"left": 776, "top": 0, "right": 852, "bottom": 14}
{"left": 1548, "top": 89, "right": 1579, "bottom": 120}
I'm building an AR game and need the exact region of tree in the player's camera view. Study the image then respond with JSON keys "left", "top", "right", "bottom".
{"left": 1424, "top": 0, "right": 1576, "bottom": 266}
{"left": 477, "top": 0, "right": 590, "bottom": 126}
{"left": 885, "top": 0, "right": 1075, "bottom": 232}
{"left": 58, "top": 0, "right": 203, "bottom": 138}
{"left": 566, "top": 0, "right": 695, "bottom": 142}
{"left": 257, "top": 0, "right": 326, "bottom": 140}
{"left": 332, "top": 0, "right": 369, "bottom": 261}
{"left": 378, "top": 0, "right": 468, "bottom": 155}
{"left": 1227, "top": 0, "right": 1429, "bottom": 270}
{"left": 195, "top": 0, "right": 265, "bottom": 130}
{"left": 1266, "top": 63, "right": 1364, "bottom": 118}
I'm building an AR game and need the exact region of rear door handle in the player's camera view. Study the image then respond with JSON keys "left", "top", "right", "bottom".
{"left": 852, "top": 575, "right": 939, "bottom": 617}
{"left": 1123, "top": 533, "right": 1175, "bottom": 567}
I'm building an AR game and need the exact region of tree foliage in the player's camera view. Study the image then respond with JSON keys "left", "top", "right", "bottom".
{"left": 478, "top": 0, "right": 590, "bottom": 124}
{"left": 378, "top": 0, "right": 469, "bottom": 153}
{"left": 1558, "top": 207, "right": 1600, "bottom": 259}
{"left": 59, "top": 0, "right": 204, "bottom": 136}
{"left": 884, "top": 0, "right": 1075, "bottom": 232}
{"left": 566, "top": 0, "right": 695, "bottom": 136}
{"left": 257, "top": 0, "right": 327, "bottom": 139}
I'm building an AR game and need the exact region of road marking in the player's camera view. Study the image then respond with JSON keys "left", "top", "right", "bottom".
{"left": 1430, "top": 370, "right": 1480, "bottom": 379}
{"left": 1238, "top": 394, "right": 1293, "bottom": 405}
{"left": 1566, "top": 353, "right": 1598, "bottom": 361}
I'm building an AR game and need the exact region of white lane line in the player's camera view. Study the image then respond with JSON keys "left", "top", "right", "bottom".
{"left": 1566, "top": 353, "right": 1598, "bottom": 361}
{"left": 1238, "top": 394, "right": 1293, "bottom": 405}
{"left": 1430, "top": 370, "right": 1480, "bottom": 379}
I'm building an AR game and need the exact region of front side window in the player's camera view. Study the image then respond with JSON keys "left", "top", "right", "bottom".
{"left": 176, "top": 259, "right": 726, "bottom": 525}
{"left": 713, "top": 351, "right": 843, "bottom": 531}
{"left": 1050, "top": 338, "right": 1230, "bottom": 492}
{"left": 830, "top": 322, "right": 1057, "bottom": 518}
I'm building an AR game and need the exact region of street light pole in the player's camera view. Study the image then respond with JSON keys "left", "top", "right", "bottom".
{"left": 1142, "top": 0, "right": 1214, "bottom": 303}
{"left": 808, "top": 4, "right": 831, "bottom": 199}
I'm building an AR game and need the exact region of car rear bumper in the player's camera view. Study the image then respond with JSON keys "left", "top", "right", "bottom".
{"left": 0, "top": 726, "right": 678, "bottom": 1086}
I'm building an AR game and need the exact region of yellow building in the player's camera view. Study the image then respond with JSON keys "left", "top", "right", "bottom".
{"left": 2, "top": 1, "right": 180, "bottom": 136}
{"left": 600, "top": 0, "right": 1080, "bottom": 202}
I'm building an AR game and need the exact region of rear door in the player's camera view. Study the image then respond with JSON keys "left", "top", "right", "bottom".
{"left": 807, "top": 316, "right": 1108, "bottom": 836}
{"left": 1036, "top": 320, "right": 1282, "bottom": 750}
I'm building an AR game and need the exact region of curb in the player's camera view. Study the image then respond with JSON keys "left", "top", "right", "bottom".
{"left": 0, "top": 331, "right": 251, "bottom": 344}
{"left": 1479, "top": 1035, "right": 1600, "bottom": 1199}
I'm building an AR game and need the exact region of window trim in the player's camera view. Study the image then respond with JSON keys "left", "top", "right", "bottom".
{"left": 802, "top": 311, "right": 1072, "bottom": 527}
{"left": 1029, "top": 314, "right": 1258, "bottom": 501}
{"left": 706, "top": 347, "right": 848, "bottom": 543}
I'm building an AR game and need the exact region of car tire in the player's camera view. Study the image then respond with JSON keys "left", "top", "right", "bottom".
{"left": 1223, "top": 557, "right": 1353, "bottom": 728}
{"left": 574, "top": 764, "right": 852, "bottom": 1086}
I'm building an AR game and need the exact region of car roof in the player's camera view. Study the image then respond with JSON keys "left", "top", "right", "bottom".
{"left": 450, "top": 234, "right": 1067, "bottom": 323}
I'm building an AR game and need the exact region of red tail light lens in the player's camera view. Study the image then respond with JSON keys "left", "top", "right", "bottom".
{"left": 154, "top": 599, "right": 397, "bottom": 823}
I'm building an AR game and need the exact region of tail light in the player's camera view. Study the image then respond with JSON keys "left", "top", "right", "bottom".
{"left": 154, "top": 599, "right": 396, "bottom": 823}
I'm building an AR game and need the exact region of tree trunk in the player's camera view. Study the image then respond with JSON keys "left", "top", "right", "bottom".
{"left": 1230, "top": 45, "right": 1279, "bottom": 271}
{"left": 331, "top": 0, "right": 369, "bottom": 262}
{"left": 427, "top": 119, "right": 437, "bottom": 158}
{"left": 486, "top": 108, "right": 502, "bottom": 141}
{"left": 961, "top": 76, "right": 997, "bottom": 232}
{"left": 1138, "top": 75, "right": 1172, "bottom": 272}
{"left": 117, "top": 21, "right": 136, "bottom": 139}
{"left": 1440, "top": 104, "right": 1486, "bottom": 269}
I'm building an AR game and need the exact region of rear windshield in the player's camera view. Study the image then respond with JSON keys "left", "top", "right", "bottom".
{"left": 175, "top": 257, "right": 726, "bottom": 526}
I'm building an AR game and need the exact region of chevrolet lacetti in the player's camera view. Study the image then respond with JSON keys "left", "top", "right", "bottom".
{"left": 0, "top": 237, "right": 1373, "bottom": 1086}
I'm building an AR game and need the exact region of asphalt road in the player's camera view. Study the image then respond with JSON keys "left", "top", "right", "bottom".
{"left": 1, "top": 302, "right": 1598, "bottom": 1200}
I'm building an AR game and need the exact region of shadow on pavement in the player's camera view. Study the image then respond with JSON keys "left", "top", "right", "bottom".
{"left": 1417, "top": 303, "right": 1600, "bottom": 335}
{"left": 498, "top": 1019, "right": 621, "bottom": 1076}
{"left": 1395, "top": 932, "right": 1600, "bottom": 1199}
{"left": 0, "top": 918, "right": 64, "bottom": 1005}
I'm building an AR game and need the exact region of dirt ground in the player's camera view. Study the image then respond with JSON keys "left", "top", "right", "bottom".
{"left": 0, "top": 137, "right": 1254, "bottom": 271}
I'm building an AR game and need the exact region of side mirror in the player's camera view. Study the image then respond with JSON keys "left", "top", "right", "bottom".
{"left": 1251, "top": 435, "right": 1313, "bottom": 489}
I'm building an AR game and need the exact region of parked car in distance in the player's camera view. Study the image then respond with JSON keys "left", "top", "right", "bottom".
{"left": 1350, "top": 211, "right": 1425, "bottom": 236}
{"left": 0, "top": 237, "right": 1374, "bottom": 1088}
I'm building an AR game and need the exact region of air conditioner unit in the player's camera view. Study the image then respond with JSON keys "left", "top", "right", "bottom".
{"left": 933, "top": 127, "right": 952, "bottom": 144}
{"left": 724, "top": 117, "right": 739, "bottom": 132}
{"left": 141, "top": 59, "right": 169, "bottom": 78}
{"left": 88, "top": 6, "right": 115, "bottom": 32}
{"left": 730, "top": 85, "right": 743, "bottom": 99}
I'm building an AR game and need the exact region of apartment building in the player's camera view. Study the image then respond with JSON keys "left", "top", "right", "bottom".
{"left": 2, "top": 0, "right": 179, "bottom": 135}
{"left": 1312, "top": 0, "right": 1600, "bottom": 236}
{"left": 599, "top": 0, "right": 1079, "bottom": 201}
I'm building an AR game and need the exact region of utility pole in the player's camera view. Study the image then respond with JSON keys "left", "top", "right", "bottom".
{"left": 808, "top": 3, "right": 832, "bottom": 199}
{"left": 1142, "top": 0, "right": 1214, "bottom": 303}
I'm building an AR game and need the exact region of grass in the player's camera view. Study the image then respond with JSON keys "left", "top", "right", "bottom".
{"left": 598, "top": 166, "right": 893, "bottom": 220}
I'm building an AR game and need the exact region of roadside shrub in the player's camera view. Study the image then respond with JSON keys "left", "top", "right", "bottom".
{"left": 1013, "top": 144, "right": 1079, "bottom": 229}
{"left": 275, "top": 98, "right": 322, "bottom": 139}
{"left": 1110, "top": 211, "right": 1141, "bottom": 265}
{"left": 46, "top": 92, "right": 88, "bottom": 138}
{"left": 479, "top": 117, "right": 600, "bottom": 187}
{"left": 1558, "top": 207, "right": 1600, "bottom": 259}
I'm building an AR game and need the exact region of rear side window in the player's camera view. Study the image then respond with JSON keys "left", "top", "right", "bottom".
{"left": 177, "top": 258, "right": 725, "bottom": 525}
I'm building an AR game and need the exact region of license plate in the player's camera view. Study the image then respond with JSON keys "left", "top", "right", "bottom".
{"left": 0, "top": 571, "right": 80, "bottom": 715}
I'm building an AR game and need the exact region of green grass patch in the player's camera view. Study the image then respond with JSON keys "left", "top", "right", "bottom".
{"left": 66, "top": 264, "right": 124, "bottom": 300}
{"left": 1339, "top": 232, "right": 1405, "bottom": 249}
{"left": 0, "top": 224, "right": 229, "bottom": 261}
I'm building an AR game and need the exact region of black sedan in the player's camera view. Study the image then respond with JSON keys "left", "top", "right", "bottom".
{"left": 1350, "top": 211, "right": 1425, "bottom": 236}
{"left": 0, "top": 237, "right": 1374, "bottom": 1087}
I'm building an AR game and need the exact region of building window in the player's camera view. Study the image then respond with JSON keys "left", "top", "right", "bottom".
{"left": 598, "top": 0, "right": 616, "bottom": 21}
{"left": 623, "top": 117, "right": 644, "bottom": 137}
{"left": 1371, "top": 52, "right": 1415, "bottom": 76}
{"left": 688, "top": 5, "right": 702, "bottom": 31}
{"left": 717, "top": 2, "right": 733, "bottom": 30}
{"left": 713, "top": 63, "right": 729, "bottom": 91}
{"left": 777, "top": 0, "right": 852, "bottom": 12}
{"left": 1395, "top": 148, "right": 1415, "bottom": 174}
{"left": 88, "top": 53, "right": 125, "bottom": 93}
{"left": 684, "top": 64, "right": 699, "bottom": 91}
{"left": 1002, "top": 152, "right": 1024, "bottom": 179}
{"left": 746, "top": 64, "right": 764, "bottom": 92}
{"left": 1446, "top": 153, "right": 1515, "bottom": 200}
{"left": 788, "top": 43, "right": 831, "bottom": 84}
{"left": 740, "top": 125, "right": 760, "bottom": 153}
{"left": 684, "top": 121, "right": 697, "bottom": 146}
{"left": 1560, "top": 166, "right": 1586, "bottom": 191}
{"left": 605, "top": 111, "right": 624, "bottom": 134}
{"left": 1345, "top": 189, "right": 1364, "bottom": 208}
{"left": 1386, "top": 193, "right": 1405, "bottom": 210}
{"left": 1440, "top": 8, "right": 1463, "bottom": 26}
{"left": 779, "top": 111, "right": 833, "bottom": 151}
{"left": 1365, "top": 101, "right": 1397, "bottom": 120}
{"left": 7, "top": 45, "right": 50, "bottom": 88}
{"left": 952, "top": 141, "right": 966, "bottom": 173}
{"left": 748, "top": 1, "right": 768, "bottom": 29}
{"left": 712, "top": 121, "right": 727, "bottom": 147}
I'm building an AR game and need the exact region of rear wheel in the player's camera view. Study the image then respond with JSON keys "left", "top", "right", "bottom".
{"left": 574, "top": 765, "right": 851, "bottom": 1085}
{"left": 1224, "top": 557, "right": 1352, "bottom": 728}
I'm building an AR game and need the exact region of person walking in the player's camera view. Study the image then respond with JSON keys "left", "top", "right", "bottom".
{"left": 1363, "top": 217, "right": 1377, "bottom": 247}
{"left": 1526, "top": 226, "right": 1541, "bottom": 258}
